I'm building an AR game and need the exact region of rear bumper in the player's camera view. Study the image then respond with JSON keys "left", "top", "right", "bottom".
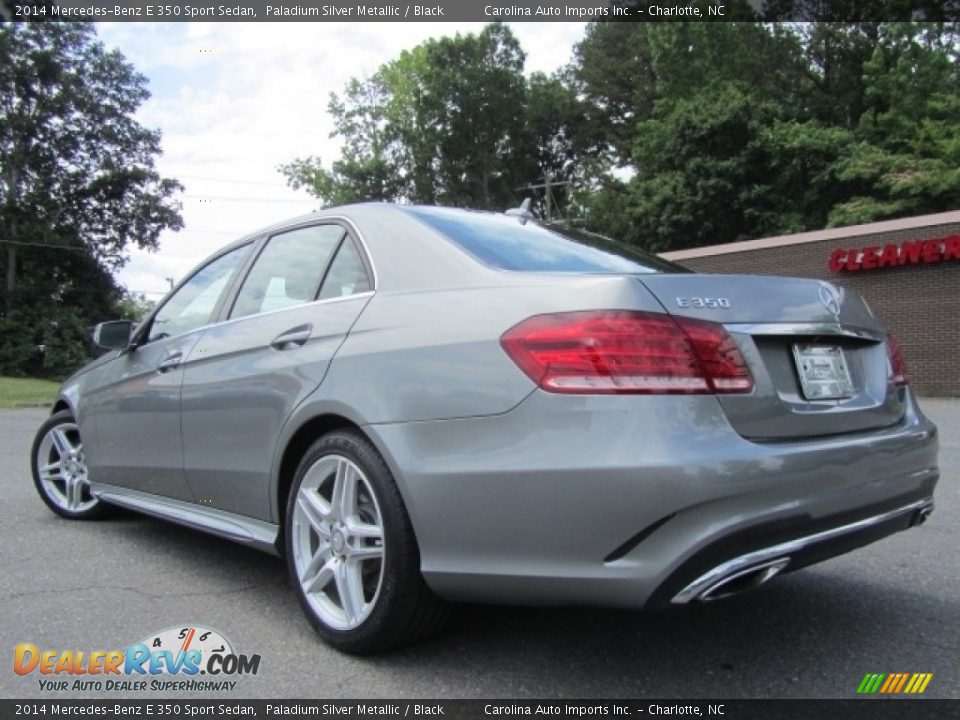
{"left": 365, "top": 389, "right": 939, "bottom": 608}
{"left": 662, "top": 496, "right": 933, "bottom": 606}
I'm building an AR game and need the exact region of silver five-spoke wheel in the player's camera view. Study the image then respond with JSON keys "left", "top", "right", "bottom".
{"left": 292, "top": 454, "right": 385, "bottom": 630}
{"left": 31, "top": 411, "right": 103, "bottom": 519}
{"left": 286, "top": 431, "right": 448, "bottom": 653}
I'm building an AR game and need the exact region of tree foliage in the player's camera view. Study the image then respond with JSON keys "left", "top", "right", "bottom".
{"left": 288, "top": 20, "right": 960, "bottom": 254}
{"left": 0, "top": 22, "right": 182, "bottom": 377}
{"left": 281, "top": 23, "right": 590, "bottom": 214}
{"left": 573, "top": 20, "right": 960, "bottom": 250}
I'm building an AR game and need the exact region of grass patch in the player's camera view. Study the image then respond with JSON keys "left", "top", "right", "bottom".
{"left": 0, "top": 377, "right": 61, "bottom": 408}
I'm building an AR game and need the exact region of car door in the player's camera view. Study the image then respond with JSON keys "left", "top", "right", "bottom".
{"left": 84, "top": 244, "right": 251, "bottom": 501}
{"left": 179, "top": 222, "right": 374, "bottom": 520}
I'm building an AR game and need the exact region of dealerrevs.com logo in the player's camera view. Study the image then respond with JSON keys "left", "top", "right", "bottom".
{"left": 13, "top": 625, "right": 261, "bottom": 693}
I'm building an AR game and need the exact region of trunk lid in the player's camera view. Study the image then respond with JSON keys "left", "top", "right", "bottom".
{"left": 638, "top": 274, "right": 905, "bottom": 440}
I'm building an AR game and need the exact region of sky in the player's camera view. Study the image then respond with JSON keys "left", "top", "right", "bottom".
{"left": 95, "top": 22, "right": 588, "bottom": 299}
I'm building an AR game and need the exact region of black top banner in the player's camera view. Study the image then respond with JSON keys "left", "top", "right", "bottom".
{"left": 3, "top": 0, "right": 960, "bottom": 23}
{"left": 2, "top": 700, "right": 959, "bottom": 720}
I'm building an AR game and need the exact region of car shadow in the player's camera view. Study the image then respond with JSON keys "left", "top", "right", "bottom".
{"left": 95, "top": 513, "right": 957, "bottom": 698}
{"left": 377, "top": 573, "right": 957, "bottom": 697}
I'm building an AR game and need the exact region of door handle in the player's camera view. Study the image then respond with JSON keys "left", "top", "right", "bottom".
{"left": 271, "top": 324, "right": 312, "bottom": 351}
{"left": 157, "top": 352, "right": 183, "bottom": 373}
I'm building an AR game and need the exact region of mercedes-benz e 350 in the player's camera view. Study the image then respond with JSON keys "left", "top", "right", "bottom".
{"left": 31, "top": 203, "right": 938, "bottom": 653}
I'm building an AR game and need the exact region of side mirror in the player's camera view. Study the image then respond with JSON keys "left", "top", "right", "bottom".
{"left": 92, "top": 320, "right": 134, "bottom": 350}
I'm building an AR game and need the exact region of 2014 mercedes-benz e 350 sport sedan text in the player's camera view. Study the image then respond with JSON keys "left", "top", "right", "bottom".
{"left": 31, "top": 203, "right": 939, "bottom": 654}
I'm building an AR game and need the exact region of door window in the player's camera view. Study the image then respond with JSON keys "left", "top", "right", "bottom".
{"left": 230, "top": 225, "right": 344, "bottom": 320}
{"left": 146, "top": 245, "right": 250, "bottom": 343}
{"left": 318, "top": 238, "right": 372, "bottom": 300}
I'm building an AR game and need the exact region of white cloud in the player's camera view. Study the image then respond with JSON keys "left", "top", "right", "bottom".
{"left": 96, "top": 21, "right": 586, "bottom": 296}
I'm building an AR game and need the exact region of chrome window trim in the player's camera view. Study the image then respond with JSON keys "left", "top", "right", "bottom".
{"left": 251, "top": 214, "right": 379, "bottom": 292}
{"left": 339, "top": 216, "right": 379, "bottom": 292}
{"left": 134, "top": 241, "right": 256, "bottom": 347}
{"left": 209, "top": 291, "right": 375, "bottom": 333}
{"left": 129, "top": 214, "right": 378, "bottom": 348}
{"left": 222, "top": 217, "right": 377, "bottom": 324}
{"left": 132, "top": 292, "right": 375, "bottom": 350}
{"left": 226, "top": 223, "right": 347, "bottom": 322}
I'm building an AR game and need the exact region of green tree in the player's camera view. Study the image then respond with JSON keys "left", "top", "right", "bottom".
{"left": 115, "top": 290, "right": 156, "bottom": 323}
{"left": 570, "top": 21, "right": 659, "bottom": 168}
{"left": 523, "top": 72, "right": 597, "bottom": 218}
{"left": 571, "top": 12, "right": 793, "bottom": 168}
{"left": 281, "top": 23, "right": 582, "bottom": 212}
{"left": 282, "top": 71, "right": 405, "bottom": 207}
{"left": 0, "top": 243, "right": 122, "bottom": 377}
{"left": 571, "top": 20, "right": 960, "bottom": 250}
{"left": 0, "top": 23, "right": 182, "bottom": 295}
{"left": 623, "top": 85, "right": 789, "bottom": 250}
{"left": 418, "top": 24, "right": 529, "bottom": 208}
{"left": 0, "top": 22, "right": 182, "bottom": 376}
{"left": 827, "top": 22, "right": 960, "bottom": 224}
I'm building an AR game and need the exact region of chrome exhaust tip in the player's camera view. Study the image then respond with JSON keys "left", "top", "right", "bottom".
{"left": 670, "top": 499, "right": 934, "bottom": 606}
{"left": 913, "top": 507, "right": 933, "bottom": 526}
{"left": 695, "top": 557, "right": 791, "bottom": 602}
{"left": 673, "top": 557, "right": 792, "bottom": 604}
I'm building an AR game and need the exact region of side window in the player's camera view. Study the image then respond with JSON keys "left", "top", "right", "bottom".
{"left": 230, "top": 225, "right": 344, "bottom": 320}
{"left": 318, "top": 238, "right": 372, "bottom": 300}
{"left": 147, "top": 245, "right": 249, "bottom": 343}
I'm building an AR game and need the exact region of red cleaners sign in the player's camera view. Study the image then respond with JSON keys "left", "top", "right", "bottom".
{"left": 830, "top": 235, "right": 960, "bottom": 272}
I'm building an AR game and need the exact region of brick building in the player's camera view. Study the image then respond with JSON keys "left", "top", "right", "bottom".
{"left": 661, "top": 210, "right": 960, "bottom": 397}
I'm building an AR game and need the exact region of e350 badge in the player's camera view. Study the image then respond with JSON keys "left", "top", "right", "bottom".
{"left": 13, "top": 625, "right": 261, "bottom": 693}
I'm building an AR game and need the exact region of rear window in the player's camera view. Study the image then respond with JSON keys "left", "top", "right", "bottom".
{"left": 406, "top": 206, "right": 687, "bottom": 274}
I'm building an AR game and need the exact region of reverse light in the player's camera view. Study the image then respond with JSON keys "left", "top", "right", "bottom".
{"left": 887, "top": 334, "right": 908, "bottom": 386}
{"left": 500, "top": 310, "right": 753, "bottom": 395}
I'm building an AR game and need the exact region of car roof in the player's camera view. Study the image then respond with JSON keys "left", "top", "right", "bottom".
{"left": 212, "top": 202, "right": 494, "bottom": 292}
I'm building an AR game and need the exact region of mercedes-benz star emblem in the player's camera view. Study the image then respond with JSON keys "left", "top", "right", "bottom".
{"left": 819, "top": 283, "right": 842, "bottom": 316}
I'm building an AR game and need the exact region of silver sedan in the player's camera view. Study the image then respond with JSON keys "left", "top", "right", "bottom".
{"left": 31, "top": 203, "right": 939, "bottom": 653}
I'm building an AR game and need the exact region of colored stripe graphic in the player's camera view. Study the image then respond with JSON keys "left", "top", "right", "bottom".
{"left": 857, "top": 672, "right": 932, "bottom": 694}
{"left": 857, "top": 673, "right": 885, "bottom": 694}
{"left": 907, "top": 673, "right": 934, "bottom": 694}
{"left": 879, "top": 674, "right": 897, "bottom": 693}
{"left": 892, "top": 673, "right": 909, "bottom": 693}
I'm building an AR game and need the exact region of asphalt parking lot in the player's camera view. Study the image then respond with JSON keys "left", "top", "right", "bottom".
{"left": 1, "top": 401, "right": 957, "bottom": 700}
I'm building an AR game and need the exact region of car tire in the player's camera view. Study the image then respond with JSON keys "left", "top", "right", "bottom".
{"left": 31, "top": 410, "right": 107, "bottom": 520}
{"left": 285, "top": 430, "right": 449, "bottom": 654}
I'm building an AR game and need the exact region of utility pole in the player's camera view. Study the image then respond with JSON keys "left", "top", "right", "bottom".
{"left": 518, "top": 173, "right": 571, "bottom": 222}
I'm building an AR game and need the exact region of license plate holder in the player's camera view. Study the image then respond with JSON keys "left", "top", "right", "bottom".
{"left": 792, "top": 344, "right": 855, "bottom": 400}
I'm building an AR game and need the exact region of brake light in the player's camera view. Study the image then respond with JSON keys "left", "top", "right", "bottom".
{"left": 887, "top": 334, "right": 908, "bottom": 385}
{"left": 500, "top": 310, "right": 753, "bottom": 395}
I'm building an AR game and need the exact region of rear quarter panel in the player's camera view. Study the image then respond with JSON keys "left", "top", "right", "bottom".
{"left": 321, "top": 276, "right": 667, "bottom": 424}
{"left": 274, "top": 275, "right": 668, "bottom": 529}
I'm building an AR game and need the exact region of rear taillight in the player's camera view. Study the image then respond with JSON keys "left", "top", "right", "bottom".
{"left": 500, "top": 310, "right": 753, "bottom": 395}
{"left": 887, "top": 334, "right": 908, "bottom": 385}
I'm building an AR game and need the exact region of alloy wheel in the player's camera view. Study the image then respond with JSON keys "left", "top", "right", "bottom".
{"left": 35, "top": 421, "right": 98, "bottom": 514}
{"left": 291, "top": 454, "right": 386, "bottom": 631}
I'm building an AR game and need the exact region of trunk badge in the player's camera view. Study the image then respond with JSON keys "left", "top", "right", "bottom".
{"left": 818, "top": 283, "right": 843, "bottom": 316}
